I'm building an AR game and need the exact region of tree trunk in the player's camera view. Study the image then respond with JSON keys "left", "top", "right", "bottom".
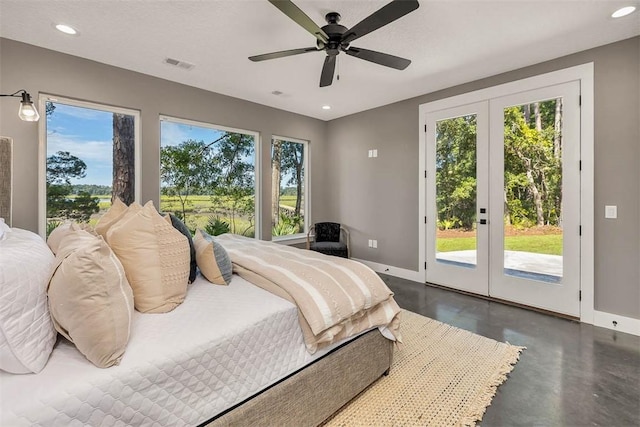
{"left": 516, "top": 148, "right": 545, "bottom": 227}
{"left": 553, "top": 97, "right": 562, "bottom": 159}
{"left": 271, "top": 140, "right": 282, "bottom": 227}
{"left": 504, "top": 189, "right": 511, "bottom": 226}
{"left": 112, "top": 114, "right": 135, "bottom": 205}
{"left": 524, "top": 104, "right": 531, "bottom": 125}
{"left": 534, "top": 102, "right": 542, "bottom": 132}
{"left": 294, "top": 146, "right": 302, "bottom": 216}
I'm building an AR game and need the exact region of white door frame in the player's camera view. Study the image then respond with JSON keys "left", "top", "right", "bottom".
{"left": 418, "top": 63, "right": 594, "bottom": 323}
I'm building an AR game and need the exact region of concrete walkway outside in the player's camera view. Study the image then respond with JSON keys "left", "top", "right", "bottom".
{"left": 437, "top": 250, "right": 562, "bottom": 281}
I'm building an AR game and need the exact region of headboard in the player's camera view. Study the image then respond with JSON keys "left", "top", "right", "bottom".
{"left": 0, "top": 137, "right": 12, "bottom": 225}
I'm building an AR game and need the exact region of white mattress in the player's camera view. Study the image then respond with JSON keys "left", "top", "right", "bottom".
{"left": 0, "top": 275, "right": 341, "bottom": 426}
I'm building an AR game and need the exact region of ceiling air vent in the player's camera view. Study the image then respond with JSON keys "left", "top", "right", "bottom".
{"left": 163, "top": 57, "right": 194, "bottom": 71}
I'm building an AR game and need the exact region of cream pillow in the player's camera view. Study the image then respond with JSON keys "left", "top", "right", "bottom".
{"left": 48, "top": 222, "right": 98, "bottom": 255}
{"left": 47, "top": 230, "right": 134, "bottom": 368}
{"left": 106, "top": 201, "right": 190, "bottom": 313}
{"left": 47, "top": 230, "right": 133, "bottom": 368}
{"left": 194, "top": 229, "right": 233, "bottom": 285}
{"left": 95, "top": 198, "right": 129, "bottom": 238}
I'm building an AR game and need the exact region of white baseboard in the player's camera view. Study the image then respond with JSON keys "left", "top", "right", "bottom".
{"left": 352, "top": 258, "right": 422, "bottom": 283}
{"left": 593, "top": 310, "right": 640, "bottom": 337}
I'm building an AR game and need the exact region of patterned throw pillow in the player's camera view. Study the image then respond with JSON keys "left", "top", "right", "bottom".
{"left": 194, "top": 229, "right": 233, "bottom": 285}
{"left": 164, "top": 214, "right": 197, "bottom": 284}
{"left": 105, "top": 201, "right": 190, "bottom": 313}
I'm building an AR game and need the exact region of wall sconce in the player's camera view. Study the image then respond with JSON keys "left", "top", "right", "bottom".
{"left": 0, "top": 89, "right": 40, "bottom": 122}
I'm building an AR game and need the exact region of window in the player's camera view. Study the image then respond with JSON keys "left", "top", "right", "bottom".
{"left": 160, "top": 116, "right": 259, "bottom": 237}
{"left": 40, "top": 95, "right": 140, "bottom": 236}
{"left": 271, "top": 136, "right": 309, "bottom": 239}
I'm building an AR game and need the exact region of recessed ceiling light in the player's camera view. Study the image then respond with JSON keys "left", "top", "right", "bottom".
{"left": 611, "top": 6, "right": 636, "bottom": 18}
{"left": 55, "top": 24, "right": 78, "bottom": 35}
{"left": 322, "top": 105, "right": 331, "bottom": 110}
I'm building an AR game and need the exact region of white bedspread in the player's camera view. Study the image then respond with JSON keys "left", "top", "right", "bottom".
{"left": 0, "top": 275, "right": 337, "bottom": 426}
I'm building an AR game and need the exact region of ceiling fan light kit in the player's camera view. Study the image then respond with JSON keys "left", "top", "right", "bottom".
{"left": 249, "top": 0, "right": 419, "bottom": 87}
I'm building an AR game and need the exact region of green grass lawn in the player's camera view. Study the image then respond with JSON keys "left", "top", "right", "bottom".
{"left": 437, "top": 234, "right": 563, "bottom": 255}
{"left": 279, "top": 195, "right": 299, "bottom": 209}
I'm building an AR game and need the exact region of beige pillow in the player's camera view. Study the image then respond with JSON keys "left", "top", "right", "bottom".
{"left": 105, "top": 201, "right": 190, "bottom": 313}
{"left": 194, "top": 229, "right": 233, "bottom": 285}
{"left": 47, "top": 222, "right": 97, "bottom": 255}
{"left": 47, "top": 230, "right": 134, "bottom": 368}
{"left": 95, "top": 198, "right": 129, "bottom": 238}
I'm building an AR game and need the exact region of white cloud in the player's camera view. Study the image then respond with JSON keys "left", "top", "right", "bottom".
{"left": 47, "top": 132, "right": 112, "bottom": 164}
{"left": 160, "top": 121, "right": 190, "bottom": 147}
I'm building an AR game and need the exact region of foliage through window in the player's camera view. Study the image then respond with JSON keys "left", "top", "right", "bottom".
{"left": 160, "top": 117, "right": 257, "bottom": 237}
{"left": 271, "top": 137, "right": 307, "bottom": 238}
{"left": 43, "top": 98, "right": 138, "bottom": 236}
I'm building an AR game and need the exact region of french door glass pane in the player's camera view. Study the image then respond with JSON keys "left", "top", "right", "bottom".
{"left": 435, "top": 114, "right": 478, "bottom": 268}
{"left": 503, "top": 99, "right": 563, "bottom": 282}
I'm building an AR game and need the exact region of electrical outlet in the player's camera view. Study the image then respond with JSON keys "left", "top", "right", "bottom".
{"left": 368, "top": 239, "right": 373, "bottom": 248}
{"left": 372, "top": 239, "right": 378, "bottom": 248}
{"left": 605, "top": 205, "right": 617, "bottom": 219}
{"left": 368, "top": 150, "right": 373, "bottom": 158}
{"left": 372, "top": 149, "right": 378, "bottom": 158}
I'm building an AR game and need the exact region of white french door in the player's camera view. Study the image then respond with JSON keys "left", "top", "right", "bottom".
{"left": 426, "top": 81, "right": 581, "bottom": 317}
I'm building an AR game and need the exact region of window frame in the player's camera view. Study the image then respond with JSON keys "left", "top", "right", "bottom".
{"left": 271, "top": 134, "right": 310, "bottom": 243}
{"left": 159, "top": 115, "right": 261, "bottom": 239}
{"left": 38, "top": 94, "right": 141, "bottom": 237}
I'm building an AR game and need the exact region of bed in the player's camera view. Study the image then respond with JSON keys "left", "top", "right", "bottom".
{"left": 0, "top": 229, "right": 398, "bottom": 426}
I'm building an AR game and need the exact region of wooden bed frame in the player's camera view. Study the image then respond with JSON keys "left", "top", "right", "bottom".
{"left": 202, "top": 329, "right": 393, "bottom": 426}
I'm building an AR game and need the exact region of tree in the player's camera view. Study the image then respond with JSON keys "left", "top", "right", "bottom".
{"left": 503, "top": 101, "right": 562, "bottom": 227}
{"left": 160, "top": 139, "right": 219, "bottom": 221}
{"left": 281, "top": 141, "right": 304, "bottom": 217}
{"left": 46, "top": 151, "right": 99, "bottom": 223}
{"left": 435, "top": 115, "right": 477, "bottom": 230}
{"left": 211, "top": 133, "right": 255, "bottom": 235}
{"left": 271, "top": 140, "right": 282, "bottom": 227}
{"left": 112, "top": 114, "right": 135, "bottom": 204}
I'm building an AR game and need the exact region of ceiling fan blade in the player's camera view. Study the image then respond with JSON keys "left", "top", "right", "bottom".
{"left": 345, "top": 46, "right": 411, "bottom": 70}
{"left": 249, "top": 47, "right": 318, "bottom": 62}
{"left": 268, "top": 0, "right": 329, "bottom": 44}
{"left": 341, "top": 0, "right": 419, "bottom": 45}
{"left": 320, "top": 55, "right": 336, "bottom": 87}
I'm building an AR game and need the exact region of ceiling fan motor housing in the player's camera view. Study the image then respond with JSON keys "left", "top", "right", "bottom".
{"left": 320, "top": 12, "right": 348, "bottom": 55}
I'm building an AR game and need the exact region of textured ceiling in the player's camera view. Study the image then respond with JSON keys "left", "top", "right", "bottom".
{"left": 1, "top": 0, "right": 638, "bottom": 120}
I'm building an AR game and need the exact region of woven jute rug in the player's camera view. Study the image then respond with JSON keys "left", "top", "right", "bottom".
{"left": 324, "top": 310, "right": 525, "bottom": 427}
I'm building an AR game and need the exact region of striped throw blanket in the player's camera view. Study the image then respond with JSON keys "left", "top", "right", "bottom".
{"left": 216, "top": 234, "right": 402, "bottom": 353}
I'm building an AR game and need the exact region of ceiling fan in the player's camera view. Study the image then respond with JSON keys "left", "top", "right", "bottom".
{"left": 249, "top": 0, "right": 420, "bottom": 87}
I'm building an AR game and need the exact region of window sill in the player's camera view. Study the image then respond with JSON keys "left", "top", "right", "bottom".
{"left": 272, "top": 234, "right": 307, "bottom": 246}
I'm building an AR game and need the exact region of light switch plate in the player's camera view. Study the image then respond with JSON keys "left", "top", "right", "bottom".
{"left": 605, "top": 205, "right": 617, "bottom": 219}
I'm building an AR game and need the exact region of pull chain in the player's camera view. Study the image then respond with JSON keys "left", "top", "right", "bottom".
{"left": 337, "top": 55, "right": 340, "bottom": 81}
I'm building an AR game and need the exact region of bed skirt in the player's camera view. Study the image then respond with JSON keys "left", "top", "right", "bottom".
{"left": 202, "top": 328, "right": 393, "bottom": 427}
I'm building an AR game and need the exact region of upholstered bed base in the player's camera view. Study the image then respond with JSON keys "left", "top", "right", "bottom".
{"left": 203, "top": 329, "right": 393, "bottom": 427}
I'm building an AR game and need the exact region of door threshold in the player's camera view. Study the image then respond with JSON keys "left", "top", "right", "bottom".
{"left": 424, "top": 281, "right": 580, "bottom": 322}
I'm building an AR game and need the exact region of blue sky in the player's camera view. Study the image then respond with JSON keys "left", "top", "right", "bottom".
{"left": 46, "top": 103, "right": 260, "bottom": 187}
{"left": 47, "top": 103, "right": 115, "bottom": 185}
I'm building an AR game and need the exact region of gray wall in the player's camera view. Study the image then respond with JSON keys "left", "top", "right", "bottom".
{"left": 327, "top": 37, "right": 640, "bottom": 320}
{"left": 0, "top": 38, "right": 329, "bottom": 241}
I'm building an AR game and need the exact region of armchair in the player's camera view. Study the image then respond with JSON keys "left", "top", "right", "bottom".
{"left": 306, "top": 222, "right": 350, "bottom": 258}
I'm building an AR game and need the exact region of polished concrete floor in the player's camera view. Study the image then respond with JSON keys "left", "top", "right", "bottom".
{"left": 380, "top": 274, "right": 640, "bottom": 427}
